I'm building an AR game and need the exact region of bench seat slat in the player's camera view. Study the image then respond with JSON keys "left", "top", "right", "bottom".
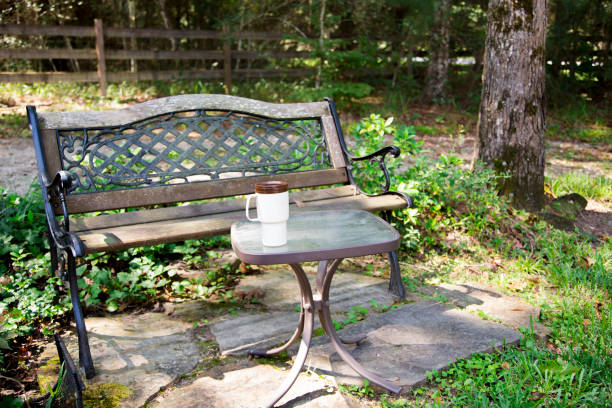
{"left": 70, "top": 185, "right": 358, "bottom": 232}
{"left": 64, "top": 169, "right": 349, "bottom": 214}
{"left": 77, "top": 192, "right": 407, "bottom": 254}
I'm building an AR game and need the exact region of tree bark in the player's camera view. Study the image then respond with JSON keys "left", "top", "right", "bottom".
{"left": 475, "top": 0, "right": 547, "bottom": 212}
{"left": 425, "top": 0, "right": 451, "bottom": 103}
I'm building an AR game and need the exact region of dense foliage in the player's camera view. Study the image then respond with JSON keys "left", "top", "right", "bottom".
{"left": 0, "top": 0, "right": 609, "bottom": 103}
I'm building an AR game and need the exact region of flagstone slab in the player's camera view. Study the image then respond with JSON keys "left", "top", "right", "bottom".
{"left": 39, "top": 311, "right": 203, "bottom": 408}
{"left": 152, "top": 364, "right": 356, "bottom": 408}
{"left": 212, "top": 266, "right": 415, "bottom": 355}
{"left": 417, "top": 282, "right": 551, "bottom": 339}
{"left": 306, "top": 300, "right": 522, "bottom": 389}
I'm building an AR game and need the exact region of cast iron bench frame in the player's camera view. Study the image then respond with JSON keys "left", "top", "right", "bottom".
{"left": 27, "top": 94, "right": 411, "bottom": 379}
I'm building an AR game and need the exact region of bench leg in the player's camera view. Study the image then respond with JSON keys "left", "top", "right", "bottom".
{"left": 387, "top": 250, "right": 405, "bottom": 301}
{"left": 382, "top": 211, "right": 406, "bottom": 301}
{"left": 66, "top": 253, "right": 96, "bottom": 379}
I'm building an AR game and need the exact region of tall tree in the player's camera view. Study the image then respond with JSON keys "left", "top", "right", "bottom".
{"left": 475, "top": 0, "right": 547, "bottom": 211}
{"left": 425, "top": 0, "right": 451, "bottom": 103}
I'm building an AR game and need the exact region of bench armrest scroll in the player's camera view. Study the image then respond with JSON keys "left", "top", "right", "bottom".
{"left": 43, "top": 171, "right": 84, "bottom": 257}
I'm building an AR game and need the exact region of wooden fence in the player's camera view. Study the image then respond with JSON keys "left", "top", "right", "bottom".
{"left": 0, "top": 21, "right": 313, "bottom": 95}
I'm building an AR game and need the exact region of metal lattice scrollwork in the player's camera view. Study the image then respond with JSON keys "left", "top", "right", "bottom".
{"left": 56, "top": 110, "right": 332, "bottom": 194}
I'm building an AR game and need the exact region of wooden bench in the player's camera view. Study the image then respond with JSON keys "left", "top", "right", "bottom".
{"left": 27, "top": 94, "right": 411, "bottom": 379}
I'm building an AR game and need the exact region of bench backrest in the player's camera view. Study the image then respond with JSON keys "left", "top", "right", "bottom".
{"left": 31, "top": 95, "right": 349, "bottom": 214}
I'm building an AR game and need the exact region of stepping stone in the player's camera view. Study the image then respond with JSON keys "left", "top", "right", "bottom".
{"left": 306, "top": 300, "right": 522, "bottom": 390}
{"left": 39, "top": 311, "right": 205, "bottom": 408}
{"left": 417, "top": 282, "right": 551, "bottom": 339}
{"left": 152, "top": 364, "right": 355, "bottom": 408}
{"left": 212, "top": 266, "right": 413, "bottom": 355}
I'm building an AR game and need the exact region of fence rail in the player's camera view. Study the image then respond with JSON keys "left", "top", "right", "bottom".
{"left": 0, "top": 22, "right": 312, "bottom": 95}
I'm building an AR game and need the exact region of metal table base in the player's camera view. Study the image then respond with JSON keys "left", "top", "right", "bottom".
{"left": 252, "top": 259, "right": 401, "bottom": 408}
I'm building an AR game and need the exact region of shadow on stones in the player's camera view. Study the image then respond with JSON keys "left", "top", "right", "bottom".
{"left": 276, "top": 388, "right": 338, "bottom": 408}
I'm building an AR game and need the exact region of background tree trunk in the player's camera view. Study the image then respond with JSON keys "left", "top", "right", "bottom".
{"left": 475, "top": 0, "right": 547, "bottom": 212}
{"left": 425, "top": 0, "right": 451, "bottom": 103}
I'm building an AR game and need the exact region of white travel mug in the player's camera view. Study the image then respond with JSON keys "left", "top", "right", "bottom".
{"left": 245, "top": 181, "right": 289, "bottom": 246}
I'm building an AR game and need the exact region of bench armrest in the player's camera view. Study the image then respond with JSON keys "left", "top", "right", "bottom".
{"left": 323, "top": 98, "right": 412, "bottom": 207}
{"left": 347, "top": 145, "right": 399, "bottom": 194}
{"left": 42, "top": 171, "right": 84, "bottom": 258}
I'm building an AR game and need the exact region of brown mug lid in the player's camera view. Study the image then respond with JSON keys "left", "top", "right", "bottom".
{"left": 255, "top": 181, "right": 288, "bottom": 194}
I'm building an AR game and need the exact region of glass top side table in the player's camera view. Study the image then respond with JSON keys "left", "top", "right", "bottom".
{"left": 231, "top": 210, "right": 402, "bottom": 408}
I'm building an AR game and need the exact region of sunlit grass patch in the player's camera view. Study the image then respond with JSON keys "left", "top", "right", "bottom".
{"left": 547, "top": 171, "right": 612, "bottom": 202}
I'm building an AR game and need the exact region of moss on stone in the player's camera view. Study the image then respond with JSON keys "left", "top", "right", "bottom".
{"left": 37, "top": 356, "right": 61, "bottom": 394}
{"left": 82, "top": 383, "right": 132, "bottom": 408}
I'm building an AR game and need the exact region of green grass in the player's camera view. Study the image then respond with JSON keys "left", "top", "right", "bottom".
{"left": 547, "top": 171, "right": 612, "bottom": 202}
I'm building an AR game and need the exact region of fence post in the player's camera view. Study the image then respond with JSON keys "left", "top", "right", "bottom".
{"left": 223, "top": 24, "right": 232, "bottom": 94}
{"left": 94, "top": 19, "right": 107, "bottom": 97}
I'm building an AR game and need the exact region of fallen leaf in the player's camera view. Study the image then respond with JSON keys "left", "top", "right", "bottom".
{"left": 511, "top": 307, "right": 524, "bottom": 311}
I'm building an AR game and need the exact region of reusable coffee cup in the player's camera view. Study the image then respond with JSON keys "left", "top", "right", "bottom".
{"left": 245, "top": 181, "right": 289, "bottom": 246}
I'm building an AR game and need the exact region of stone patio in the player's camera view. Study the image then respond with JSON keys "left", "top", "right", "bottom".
{"left": 38, "top": 263, "right": 548, "bottom": 407}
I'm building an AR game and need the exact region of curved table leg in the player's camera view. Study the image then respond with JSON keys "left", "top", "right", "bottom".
{"left": 261, "top": 263, "right": 314, "bottom": 408}
{"left": 314, "top": 260, "right": 366, "bottom": 346}
{"left": 317, "top": 259, "right": 401, "bottom": 394}
{"left": 248, "top": 307, "right": 304, "bottom": 358}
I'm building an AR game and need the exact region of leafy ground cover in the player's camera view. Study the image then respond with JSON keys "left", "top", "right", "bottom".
{"left": 0, "top": 80, "right": 610, "bottom": 406}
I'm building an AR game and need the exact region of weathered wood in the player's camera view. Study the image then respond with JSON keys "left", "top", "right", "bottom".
{"left": 0, "top": 72, "right": 99, "bottom": 83}
{"left": 0, "top": 23, "right": 93, "bottom": 37}
{"left": 104, "top": 26, "right": 222, "bottom": 39}
{"left": 70, "top": 185, "right": 358, "bottom": 232}
{"left": 38, "top": 94, "right": 330, "bottom": 129}
{"left": 62, "top": 169, "right": 349, "bottom": 214}
{"left": 233, "top": 51, "right": 308, "bottom": 59}
{"left": 106, "top": 69, "right": 223, "bottom": 82}
{"left": 77, "top": 192, "right": 406, "bottom": 254}
{"left": 94, "top": 19, "right": 107, "bottom": 97}
{"left": 0, "top": 24, "right": 286, "bottom": 41}
{"left": 321, "top": 115, "right": 347, "bottom": 168}
{"left": 40, "top": 129, "right": 62, "bottom": 180}
{"left": 106, "top": 49, "right": 223, "bottom": 60}
{"left": 0, "top": 48, "right": 307, "bottom": 61}
{"left": 0, "top": 48, "right": 96, "bottom": 59}
{"left": 0, "top": 68, "right": 311, "bottom": 84}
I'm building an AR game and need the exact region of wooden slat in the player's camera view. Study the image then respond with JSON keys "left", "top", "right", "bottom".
{"left": 232, "top": 51, "right": 309, "bottom": 59}
{"left": 70, "top": 185, "right": 358, "bottom": 232}
{"left": 106, "top": 69, "right": 224, "bottom": 82}
{"left": 0, "top": 24, "right": 289, "bottom": 41}
{"left": 63, "top": 169, "right": 349, "bottom": 214}
{"left": 77, "top": 192, "right": 407, "bottom": 254}
{"left": 104, "top": 27, "right": 222, "bottom": 39}
{"left": 106, "top": 49, "right": 223, "bottom": 60}
{"left": 41, "top": 129, "right": 61, "bottom": 180}
{"left": 39, "top": 94, "right": 330, "bottom": 129}
{"left": 0, "top": 71, "right": 99, "bottom": 83}
{"left": 0, "top": 48, "right": 96, "bottom": 59}
{"left": 321, "top": 115, "right": 346, "bottom": 169}
{"left": 0, "top": 23, "right": 94, "bottom": 37}
{"left": 0, "top": 68, "right": 312, "bottom": 84}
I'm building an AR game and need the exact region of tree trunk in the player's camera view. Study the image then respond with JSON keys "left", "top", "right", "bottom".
{"left": 425, "top": 0, "right": 451, "bottom": 103}
{"left": 475, "top": 0, "right": 547, "bottom": 212}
